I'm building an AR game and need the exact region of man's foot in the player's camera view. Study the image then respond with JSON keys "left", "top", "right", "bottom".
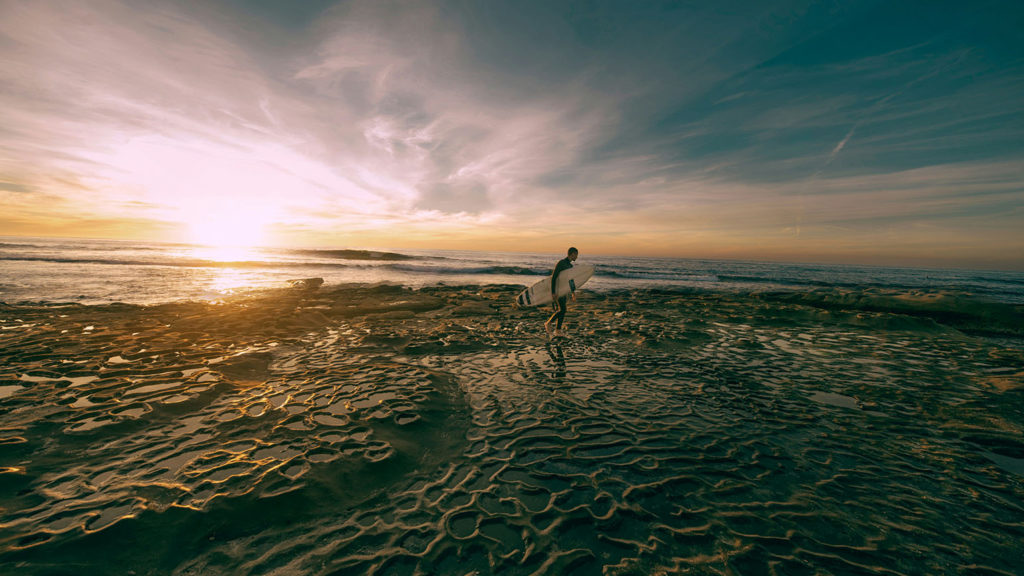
{"left": 545, "top": 323, "right": 553, "bottom": 337}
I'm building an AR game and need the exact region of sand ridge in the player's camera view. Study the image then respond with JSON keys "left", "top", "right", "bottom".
{"left": 1, "top": 283, "right": 1022, "bottom": 574}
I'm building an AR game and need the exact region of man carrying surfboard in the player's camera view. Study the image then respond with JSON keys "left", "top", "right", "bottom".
{"left": 545, "top": 247, "right": 578, "bottom": 337}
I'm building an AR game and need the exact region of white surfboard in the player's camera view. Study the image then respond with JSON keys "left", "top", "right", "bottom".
{"left": 515, "top": 263, "right": 595, "bottom": 307}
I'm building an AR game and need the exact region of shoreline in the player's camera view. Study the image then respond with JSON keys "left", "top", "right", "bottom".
{"left": 2, "top": 280, "right": 1022, "bottom": 339}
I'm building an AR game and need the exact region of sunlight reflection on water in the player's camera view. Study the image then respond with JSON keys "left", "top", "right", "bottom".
{"left": 179, "top": 245, "right": 265, "bottom": 263}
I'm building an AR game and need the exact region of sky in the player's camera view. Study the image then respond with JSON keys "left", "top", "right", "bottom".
{"left": 1, "top": 0, "right": 1022, "bottom": 269}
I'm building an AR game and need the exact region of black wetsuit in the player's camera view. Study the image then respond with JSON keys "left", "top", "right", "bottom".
{"left": 548, "top": 257, "right": 574, "bottom": 329}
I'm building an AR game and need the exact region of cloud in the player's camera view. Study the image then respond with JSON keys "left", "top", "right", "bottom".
{"left": 0, "top": 0, "right": 617, "bottom": 227}
{"left": 0, "top": 0, "right": 1021, "bottom": 267}
{"left": 829, "top": 128, "right": 856, "bottom": 161}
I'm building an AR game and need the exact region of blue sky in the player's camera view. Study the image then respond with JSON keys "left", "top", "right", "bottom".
{"left": 1, "top": 0, "right": 1022, "bottom": 268}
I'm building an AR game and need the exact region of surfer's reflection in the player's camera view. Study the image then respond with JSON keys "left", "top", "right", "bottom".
{"left": 546, "top": 342, "right": 566, "bottom": 380}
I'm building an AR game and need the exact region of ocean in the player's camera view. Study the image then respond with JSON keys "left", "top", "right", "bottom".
{"left": 2, "top": 236, "right": 1022, "bottom": 306}
{"left": 1, "top": 236, "right": 1022, "bottom": 575}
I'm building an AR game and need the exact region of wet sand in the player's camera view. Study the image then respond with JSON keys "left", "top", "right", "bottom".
{"left": 1, "top": 283, "right": 1022, "bottom": 574}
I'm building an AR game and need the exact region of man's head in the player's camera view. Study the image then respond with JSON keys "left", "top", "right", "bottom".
{"left": 568, "top": 247, "right": 578, "bottom": 261}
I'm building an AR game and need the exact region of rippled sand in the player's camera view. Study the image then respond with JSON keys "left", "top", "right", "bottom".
{"left": 1, "top": 284, "right": 1022, "bottom": 575}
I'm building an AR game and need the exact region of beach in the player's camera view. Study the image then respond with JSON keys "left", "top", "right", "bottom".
{"left": 4, "top": 0, "right": 1023, "bottom": 572}
{"left": 1, "top": 281, "right": 1022, "bottom": 574}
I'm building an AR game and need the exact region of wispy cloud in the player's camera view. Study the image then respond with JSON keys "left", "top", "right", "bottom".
{"left": 0, "top": 0, "right": 1021, "bottom": 267}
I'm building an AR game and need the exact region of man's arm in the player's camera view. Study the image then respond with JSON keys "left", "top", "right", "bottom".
{"left": 550, "top": 259, "right": 569, "bottom": 297}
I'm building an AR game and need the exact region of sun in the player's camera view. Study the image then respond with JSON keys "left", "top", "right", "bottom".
{"left": 102, "top": 135, "right": 293, "bottom": 256}
{"left": 188, "top": 214, "right": 264, "bottom": 249}
{"left": 181, "top": 204, "right": 273, "bottom": 261}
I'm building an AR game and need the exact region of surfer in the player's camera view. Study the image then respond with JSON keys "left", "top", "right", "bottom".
{"left": 545, "top": 247, "right": 578, "bottom": 337}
